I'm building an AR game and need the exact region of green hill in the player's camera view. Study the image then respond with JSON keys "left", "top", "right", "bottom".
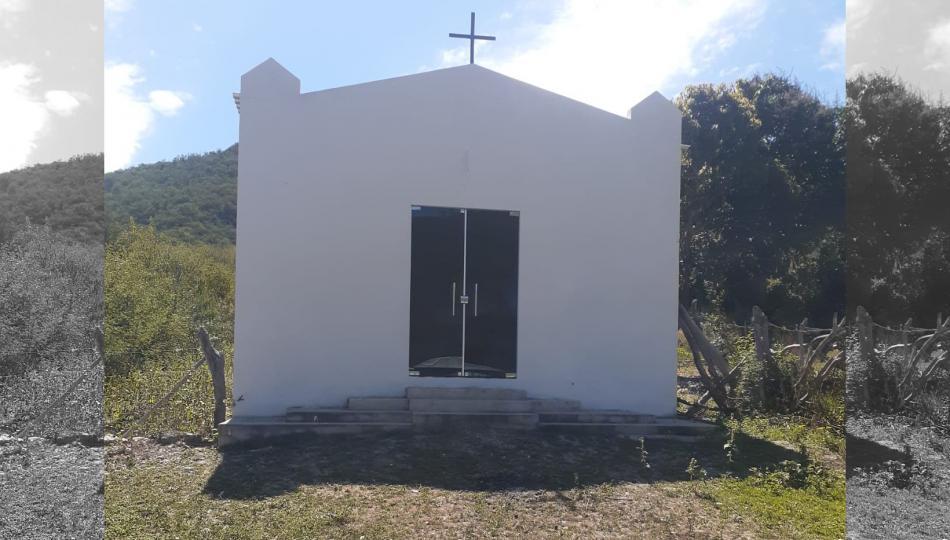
{"left": 105, "top": 145, "right": 237, "bottom": 244}
{"left": 0, "top": 154, "right": 105, "bottom": 245}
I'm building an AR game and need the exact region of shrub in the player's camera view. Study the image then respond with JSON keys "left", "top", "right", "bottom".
{"left": 0, "top": 225, "right": 102, "bottom": 376}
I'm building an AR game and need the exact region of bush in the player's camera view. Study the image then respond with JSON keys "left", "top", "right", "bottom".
{"left": 0, "top": 225, "right": 102, "bottom": 376}
{"left": 104, "top": 223, "right": 235, "bottom": 436}
{"left": 105, "top": 223, "right": 233, "bottom": 372}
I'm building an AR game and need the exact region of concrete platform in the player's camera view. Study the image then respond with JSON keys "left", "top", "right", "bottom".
{"left": 218, "top": 416, "right": 412, "bottom": 446}
{"left": 285, "top": 408, "right": 412, "bottom": 423}
{"left": 413, "top": 411, "right": 538, "bottom": 429}
{"left": 219, "top": 387, "right": 717, "bottom": 447}
{"left": 346, "top": 397, "right": 409, "bottom": 410}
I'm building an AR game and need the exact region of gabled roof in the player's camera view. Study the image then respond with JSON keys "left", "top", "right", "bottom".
{"left": 236, "top": 58, "right": 679, "bottom": 125}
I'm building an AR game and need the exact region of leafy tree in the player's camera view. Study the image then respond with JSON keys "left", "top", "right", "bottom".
{"left": 676, "top": 74, "right": 845, "bottom": 325}
{"left": 845, "top": 74, "right": 950, "bottom": 324}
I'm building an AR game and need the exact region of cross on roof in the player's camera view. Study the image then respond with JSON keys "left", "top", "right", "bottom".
{"left": 449, "top": 12, "right": 496, "bottom": 65}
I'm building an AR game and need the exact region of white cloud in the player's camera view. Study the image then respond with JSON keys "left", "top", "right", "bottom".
{"left": 924, "top": 19, "right": 950, "bottom": 72}
{"left": 846, "top": 0, "right": 874, "bottom": 31}
{"left": 105, "top": 0, "right": 133, "bottom": 28}
{"left": 44, "top": 90, "right": 82, "bottom": 116}
{"left": 718, "top": 62, "right": 762, "bottom": 79}
{"left": 192, "top": 22, "right": 203, "bottom": 32}
{"left": 148, "top": 90, "right": 188, "bottom": 116}
{"left": 0, "top": 0, "right": 25, "bottom": 15}
{"left": 104, "top": 0, "right": 132, "bottom": 12}
{"left": 0, "top": 0, "right": 27, "bottom": 29}
{"left": 0, "top": 63, "right": 49, "bottom": 173}
{"left": 105, "top": 63, "right": 189, "bottom": 171}
{"left": 442, "top": 0, "right": 766, "bottom": 116}
{"left": 820, "top": 19, "right": 845, "bottom": 71}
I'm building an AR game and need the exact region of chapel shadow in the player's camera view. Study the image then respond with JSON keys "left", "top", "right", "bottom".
{"left": 203, "top": 426, "right": 803, "bottom": 500}
{"left": 845, "top": 433, "right": 911, "bottom": 478}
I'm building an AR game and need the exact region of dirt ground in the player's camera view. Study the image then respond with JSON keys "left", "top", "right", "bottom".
{"left": 846, "top": 414, "right": 950, "bottom": 540}
{"left": 0, "top": 436, "right": 104, "bottom": 540}
{"left": 105, "top": 426, "right": 844, "bottom": 539}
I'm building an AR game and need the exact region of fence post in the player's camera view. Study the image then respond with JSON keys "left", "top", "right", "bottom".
{"left": 797, "top": 319, "right": 807, "bottom": 369}
{"left": 751, "top": 306, "right": 770, "bottom": 404}
{"left": 197, "top": 327, "right": 227, "bottom": 428}
{"left": 855, "top": 306, "right": 873, "bottom": 405}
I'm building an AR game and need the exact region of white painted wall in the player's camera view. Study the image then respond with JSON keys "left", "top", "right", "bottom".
{"left": 233, "top": 59, "right": 681, "bottom": 416}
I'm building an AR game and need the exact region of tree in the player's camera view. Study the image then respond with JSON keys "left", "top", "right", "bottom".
{"left": 676, "top": 74, "right": 845, "bottom": 325}
{"left": 845, "top": 74, "right": 950, "bottom": 323}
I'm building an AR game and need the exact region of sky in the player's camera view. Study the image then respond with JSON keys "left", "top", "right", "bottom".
{"left": 0, "top": 0, "right": 102, "bottom": 173}
{"left": 848, "top": 0, "right": 950, "bottom": 101}
{"left": 103, "top": 0, "right": 845, "bottom": 172}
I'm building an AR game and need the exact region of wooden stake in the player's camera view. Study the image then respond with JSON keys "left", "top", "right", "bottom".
{"left": 198, "top": 327, "right": 227, "bottom": 428}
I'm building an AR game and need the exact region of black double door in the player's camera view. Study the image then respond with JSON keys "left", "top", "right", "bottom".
{"left": 409, "top": 206, "right": 519, "bottom": 378}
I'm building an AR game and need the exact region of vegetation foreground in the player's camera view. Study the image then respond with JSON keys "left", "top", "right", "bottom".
{"left": 105, "top": 417, "right": 844, "bottom": 539}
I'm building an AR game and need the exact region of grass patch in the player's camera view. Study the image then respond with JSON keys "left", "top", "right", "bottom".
{"left": 846, "top": 413, "right": 950, "bottom": 539}
{"left": 106, "top": 424, "right": 847, "bottom": 539}
{"left": 702, "top": 473, "right": 845, "bottom": 539}
{"left": 725, "top": 415, "right": 845, "bottom": 458}
{"left": 0, "top": 439, "right": 103, "bottom": 538}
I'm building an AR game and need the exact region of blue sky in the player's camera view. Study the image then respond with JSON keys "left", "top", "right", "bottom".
{"left": 104, "top": 0, "right": 844, "bottom": 171}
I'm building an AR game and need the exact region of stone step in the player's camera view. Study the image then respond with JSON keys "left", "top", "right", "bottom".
{"left": 285, "top": 408, "right": 411, "bottom": 423}
{"left": 410, "top": 397, "right": 561, "bottom": 413}
{"left": 412, "top": 411, "right": 538, "bottom": 429}
{"left": 405, "top": 386, "right": 528, "bottom": 400}
{"left": 218, "top": 417, "right": 411, "bottom": 446}
{"left": 538, "top": 410, "right": 656, "bottom": 424}
{"left": 347, "top": 397, "right": 409, "bottom": 410}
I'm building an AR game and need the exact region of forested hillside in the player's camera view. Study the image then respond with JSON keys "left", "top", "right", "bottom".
{"left": 0, "top": 154, "right": 104, "bottom": 245}
{"left": 104, "top": 144, "right": 237, "bottom": 244}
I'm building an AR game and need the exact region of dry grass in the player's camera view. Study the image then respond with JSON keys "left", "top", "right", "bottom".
{"left": 106, "top": 425, "right": 844, "bottom": 539}
{"left": 0, "top": 438, "right": 103, "bottom": 539}
{"left": 846, "top": 414, "right": 950, "bottom": 540}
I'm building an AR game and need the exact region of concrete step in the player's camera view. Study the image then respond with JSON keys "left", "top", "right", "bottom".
{"left": 538, "top": 410, "right": 655, "bottom": 424}
{"left": 218, "top": 417, "right": 411, "bottom": 446}
{"left": 405, "top": 386, "right": 528, "bottom": 400}
{"left": 528, "top": 398, "right": 582, "bottom": 412}
{"left": 346, "top": 397, "right": 409, "bottom": 410}
{"left": 412, "top": 411, "right": 538, "bottom": 429}
{"left": 410, "top": 397, "right": 580, "bottom": 413}
{"left": 285, "top": 408, "right": 411, "bottom": 423}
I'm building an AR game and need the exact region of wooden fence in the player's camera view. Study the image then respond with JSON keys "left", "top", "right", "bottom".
{"left": 681, "top": 304, "right": 948, "bottom": 416}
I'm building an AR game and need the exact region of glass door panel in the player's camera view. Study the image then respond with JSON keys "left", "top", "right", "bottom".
{"left": 463, "top": 208, "right": 519, "bottom": 378}
{"left": 408, "top": 206, "right": 465, "bottom": 376}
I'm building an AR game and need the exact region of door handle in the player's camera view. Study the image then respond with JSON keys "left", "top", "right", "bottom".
{"left": 451, "top": 282, "right": 456, "bottom": 316}
{"left": 474, "top": 283, "right": 478, "bottom": 317}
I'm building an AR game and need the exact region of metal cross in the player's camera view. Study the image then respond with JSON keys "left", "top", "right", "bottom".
{"left": 449, "top": 12, "right": 496, "bottom": 64}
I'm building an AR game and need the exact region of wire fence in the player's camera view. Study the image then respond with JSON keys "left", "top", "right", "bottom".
{"left": 0, "top": 332, "right": 232, "bottom": 440}
{"left": 104, "top": 347, "right": 232, "bottom": 439}
{"left": 0, "top": 351, "right": 103, "bottom": 438}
